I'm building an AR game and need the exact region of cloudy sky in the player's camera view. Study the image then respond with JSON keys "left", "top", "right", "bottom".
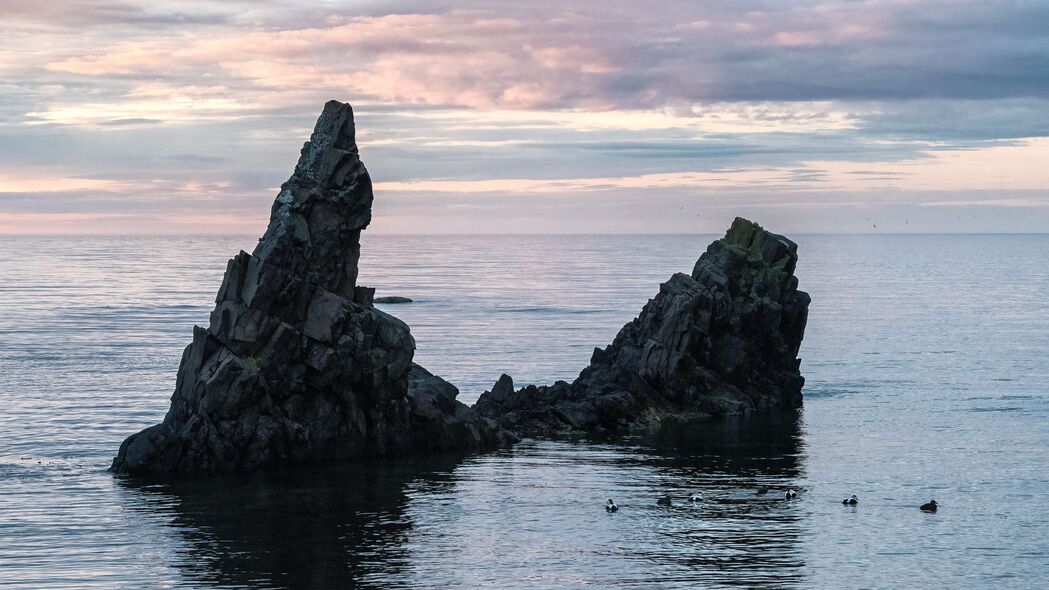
{"left": 2, "top": 0, "right": 1048, "bottom": 234}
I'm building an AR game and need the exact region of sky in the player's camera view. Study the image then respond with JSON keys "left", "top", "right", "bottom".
{"left": 1, "top": 0, "right": 1048, "bottom": 235}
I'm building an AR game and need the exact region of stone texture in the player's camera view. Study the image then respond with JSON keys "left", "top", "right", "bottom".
{"left": 474, "top": 217, "right": 810, "bottom": 436}
{"left": 112, "top": 101, "right": 513, "bottom": 476}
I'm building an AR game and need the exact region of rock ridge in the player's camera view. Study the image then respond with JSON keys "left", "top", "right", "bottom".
{"left": 474, "top": 217, "right": 810, "bottom": 436}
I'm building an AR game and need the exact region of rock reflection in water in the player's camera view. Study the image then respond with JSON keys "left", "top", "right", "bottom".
{"left": 117, "top": 455, "right": 467, "bottom": 589}
{"left": 116, "top": 413, "right": 806, "bottom": 589}
{"left": 630, "top": 412, "right": 806, "bottom": 587}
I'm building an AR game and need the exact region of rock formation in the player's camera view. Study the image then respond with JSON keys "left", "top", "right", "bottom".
{"left": 475, "top": 218, "right": 809, "bottom": 436}
{"left": 113, "top": 101, "right": 513, "bottom": 476}
{"left": 374, "top": 296, "right": 413, "bottom": 304}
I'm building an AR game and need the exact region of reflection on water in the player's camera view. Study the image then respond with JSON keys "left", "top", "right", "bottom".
{"left": 2, "top": 234, "right": 1048, "bottom": 588}
{"left": 629, "top": 413, "right": 807, "bottom": 587}
{"left": 114, "top": 414, "right": 806, "bottom": 589}
{"left": 118, "top": 456, "right": 465, "bottom": 589}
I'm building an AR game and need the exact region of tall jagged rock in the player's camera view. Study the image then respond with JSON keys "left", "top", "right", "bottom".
{"left": 113, "top": 101, "right": 513, "bottom": 475}
{"left": 475, "top": 218, "right": 810, "bottom": 436}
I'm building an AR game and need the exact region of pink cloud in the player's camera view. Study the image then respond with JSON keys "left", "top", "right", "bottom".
{"left": 43, "top": 12, "right": 630, "bottom": 111}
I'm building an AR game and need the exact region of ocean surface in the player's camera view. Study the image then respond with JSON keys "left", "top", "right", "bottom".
{"left": 1, "top": 233, "right": 1048, "bottom": 589}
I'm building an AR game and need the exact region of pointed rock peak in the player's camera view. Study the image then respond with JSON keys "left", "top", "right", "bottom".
{"left": 293, "top": 100, "right": 361, "bottom": 187}
{"left": 720, "top": 217, "right": 798, "bottom": 268}
{"left": 253, "top": 100, "right": 373, "bottom": 297}
{"left": 111, "top": 101, "right": 511, "bottom": 476}
{"left": 490, "top": 374, "right": 515, "bottom": 402}
{"left": 723, "top": 217, "right": 762, "bottom": 246}
{"left": 692, "top": 217, "right": 800, "bottom": 283}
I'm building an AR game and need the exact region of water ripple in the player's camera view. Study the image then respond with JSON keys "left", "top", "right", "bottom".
{"left": 0, "top": 234, "right": 1048, "bottom": 588}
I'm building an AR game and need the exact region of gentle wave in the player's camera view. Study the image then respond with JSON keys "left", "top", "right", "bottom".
{"left": 1, "top": 234, "right": 1048, "bottom": 588}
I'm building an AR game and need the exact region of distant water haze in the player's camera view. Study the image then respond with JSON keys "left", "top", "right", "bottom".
{"left": 1, "top": 234, "right": 1048, "bottom": 587}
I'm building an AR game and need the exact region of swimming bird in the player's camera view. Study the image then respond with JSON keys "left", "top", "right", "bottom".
{"left": 606, "top": 499, "right": 618, "bottom": 512}
{"left": 756, "top": 486, "right": 769, "bottom": 495}
{"left": 657, "top": 495, "right": 673, "bottom": 506}
{"left": 785, "top": 489, "right": 797, "bottom": 500}
{"left": 920, "top": 500, "right": 938, "bottom": 513}
{"left": 842, "top": 495, "right": 858, "bottom": 505}
{"left": 689, "top": 493, "right": 703, "bottom": 503}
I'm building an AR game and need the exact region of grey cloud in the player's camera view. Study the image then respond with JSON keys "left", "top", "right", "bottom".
{"left": 856, "top": 99, "right": 1049, "bottom": 141}
{"left": 99, "top": 118, "right": 163, "bottom": 126}
{"left": 3, "top": 0, "right": 1049, "bottom": 234}
{"left": 0, "top": 0, "right": 235, "bottom": 26}
{"left": 12, "top": 1, "right": 1049, "bottom": 106}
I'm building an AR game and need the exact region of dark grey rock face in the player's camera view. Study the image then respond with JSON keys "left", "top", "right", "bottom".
{"left": 113, "top": 101, "right": 513, "bottom": 476}
{"left": 474, "top": 217, "right": 810, "bottom": 436}
{"left": 374, "top": 296, "right": 413, "bottom": 304}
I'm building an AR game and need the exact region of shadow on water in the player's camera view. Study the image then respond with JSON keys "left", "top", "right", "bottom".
{"left": 614, "top": 411, "right": 809, "bottom": 587}
{"left": 112, "top": 414, "right": 808, "bottom": 589}
{"left": 637, "top": 410, "right": 806, "bottom": 476}
{"left": 116, "top": 454, "right": 469, "bottom": 589}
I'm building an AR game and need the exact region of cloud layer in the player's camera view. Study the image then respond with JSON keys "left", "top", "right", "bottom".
{"left": 2, "top": 0, "right": 1048, "bottom": 233}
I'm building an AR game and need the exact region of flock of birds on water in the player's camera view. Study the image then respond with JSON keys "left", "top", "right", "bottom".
{"left": 604, "top": 489, "right": 939, "bottom": 513}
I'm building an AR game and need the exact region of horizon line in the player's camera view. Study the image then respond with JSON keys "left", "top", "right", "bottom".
{"left": 3, "top": 231, "right": 1049, "bottom": 238}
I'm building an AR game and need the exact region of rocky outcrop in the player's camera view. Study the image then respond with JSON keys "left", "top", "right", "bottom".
{"left": 113, "top": 101, "right": 513, "bottom": 476}
{"left": 374, "top": 296, "right": 413, "bottom": 304}
{"left": 475, "top": 218, "right": 809, "bottom": 436}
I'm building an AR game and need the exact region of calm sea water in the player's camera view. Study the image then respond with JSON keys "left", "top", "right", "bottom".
{"left": 1, "top": 234, "right": 1048, "bottom": 589}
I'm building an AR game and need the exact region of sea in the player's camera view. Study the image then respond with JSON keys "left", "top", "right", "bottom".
{"left": 1, "top": 233, "right": 1047, "bottom": 589}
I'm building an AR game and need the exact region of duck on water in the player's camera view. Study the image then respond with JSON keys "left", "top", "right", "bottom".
{"left": 842, "top": 495, "right": 859, "bottom": 505}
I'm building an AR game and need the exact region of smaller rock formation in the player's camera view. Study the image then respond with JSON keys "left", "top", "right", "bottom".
{"left": 405, "top": 364, "right": 513, "bottom": 450}
{"left": 374, "top": 296, "right": 413, "bottom": 304}
{"left": 113, "top": 101, "right": 512, "bottom": 476}
{"left": 475, "top": 218, "right": 809, "bottom": 436}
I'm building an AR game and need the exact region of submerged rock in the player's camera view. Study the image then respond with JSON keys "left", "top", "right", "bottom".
{"left": 475, "top": 218, "right": 809, "bottom": 436}
{"left": 112, "top": 101, "right": 513, "bottom": 476}
{"left": 374, "top": 296, "right": 413, "bottom": 304}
